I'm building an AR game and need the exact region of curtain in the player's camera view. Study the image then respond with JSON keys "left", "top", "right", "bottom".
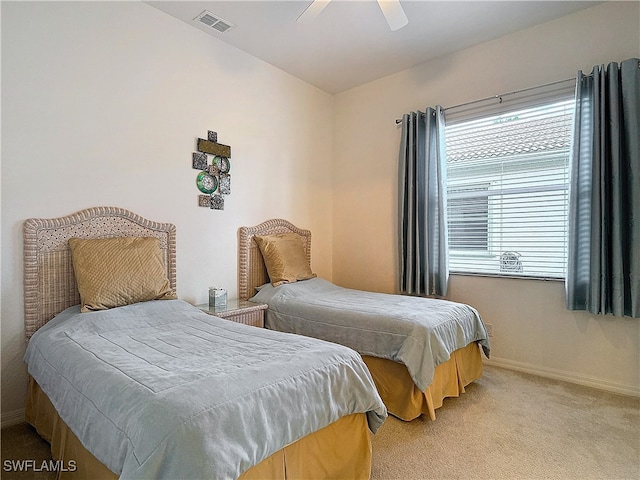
{"left": 566, "top": 58, "right": 640, "bottom": 318}
{"left": 398, "top": 107, "right": 448, "bottom": 297}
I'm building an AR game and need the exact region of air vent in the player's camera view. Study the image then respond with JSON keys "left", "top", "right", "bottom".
{"left": 194, "top": 10, "right": 235, "bottom": 33}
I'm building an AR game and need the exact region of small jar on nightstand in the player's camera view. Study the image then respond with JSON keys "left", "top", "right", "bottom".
{"left": 197, "top": 299, "right": 267, "bottom": 328}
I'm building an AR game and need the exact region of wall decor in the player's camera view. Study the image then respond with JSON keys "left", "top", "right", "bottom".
{"left": 213, "top": 155, "right": 231, "bottom": 173}
{"left": 192, "top": 152, "right": 208, "bottom": 170}
{"left": 197, "top": 138, "right": 231, "bottom": 157}
{"left": 211, "top": 194, "right": 224, "bottom": 210}
{"left": 219, "top": 173, "right": 231, "bottom": 195}
{"left": 198, "top": 195, "right": 212, "bottom": 207}
{"left": 192, "top": 130, "right": 233, "bottom": 211}
{"left": 196, "top": 171, "right": 218, "bottom": 194}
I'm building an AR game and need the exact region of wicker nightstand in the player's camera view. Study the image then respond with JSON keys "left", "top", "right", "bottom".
{"left": 196, "top": 299, "right": 267, "bottom": 328}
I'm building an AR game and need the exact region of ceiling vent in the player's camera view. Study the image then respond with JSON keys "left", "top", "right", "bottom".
{"left": 194, "top": 10, "right": 235, "bottom": 33}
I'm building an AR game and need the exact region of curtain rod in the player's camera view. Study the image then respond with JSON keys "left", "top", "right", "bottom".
{"left": 394, "top": 76, "right": 576, "bottom": 125}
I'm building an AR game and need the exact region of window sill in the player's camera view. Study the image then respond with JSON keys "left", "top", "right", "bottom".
{"left": 449, "top": 271, "right": 565, "bottom": 282}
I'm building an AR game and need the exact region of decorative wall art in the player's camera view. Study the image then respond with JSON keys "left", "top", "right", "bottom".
{"left": 219, "top": 173, "right": 231, "bottom": 195}
{"left": 192, "top": 152, "right": 208, "bottom": 170}
{"left": 192, "top": 130, "right": 232, "bottom": 210}
{"left": 211, "top": 194, "right": 225, "bottom": 210}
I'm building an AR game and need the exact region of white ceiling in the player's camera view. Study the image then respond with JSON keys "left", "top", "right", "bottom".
{"left": 146, "top": 0, "right": 602, "bottom": 94}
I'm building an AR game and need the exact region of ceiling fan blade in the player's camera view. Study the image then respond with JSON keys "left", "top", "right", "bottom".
{"left": 377, "top": 0, "right": 408, "bottom": 31}
{"left": 297, "top": 0, "right": 332, "bottom": 23}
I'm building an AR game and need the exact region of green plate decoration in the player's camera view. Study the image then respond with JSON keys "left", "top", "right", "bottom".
{"left": 196, "top": 171, "right": 218, "bottom": 194}
{"left": 213, "top": 156, "right": 231, "bottom": 173}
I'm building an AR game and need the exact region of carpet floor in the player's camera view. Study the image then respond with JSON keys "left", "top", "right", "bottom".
{"left": 2, "top": 365, "right": 639, "bottom": 479}
{"left": 371, "top": 365, "right": 639, "bottom": 480}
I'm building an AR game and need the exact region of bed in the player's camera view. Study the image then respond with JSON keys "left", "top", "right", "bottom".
{"left": 22, "top": 206, "right": 387, "bottom": 480}
{"left": 238, "top": 218, "right": 491, "bottom": 422}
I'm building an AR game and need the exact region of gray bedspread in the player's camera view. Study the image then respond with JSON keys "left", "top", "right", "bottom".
{"left": 251, "top": 278, "right": 491, "bottom": 392}
{"left": 24, "top": 299, "right": 386, "bottom": 479}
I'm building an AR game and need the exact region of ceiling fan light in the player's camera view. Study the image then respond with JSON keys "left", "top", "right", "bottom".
{"left": 377, "top": 0, "right": 408, "bottom": 31}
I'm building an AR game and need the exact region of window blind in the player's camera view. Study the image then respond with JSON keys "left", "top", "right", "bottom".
{"left": 444, "top": 80, "right": 575, "bottom": 279}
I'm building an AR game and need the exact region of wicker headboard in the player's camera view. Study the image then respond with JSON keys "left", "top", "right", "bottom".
{"left": 237, "top": 219, "right": 312, "bottom": 301}
{"left": 23, "top": 206, "right": 177, "bottom": 339}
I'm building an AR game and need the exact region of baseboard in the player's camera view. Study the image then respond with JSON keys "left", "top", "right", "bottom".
{"left": 483, "top": 357, "right": 640, "bottom": 397}
{"left": 1, "top": 408, "right": 25, "bottom": 428}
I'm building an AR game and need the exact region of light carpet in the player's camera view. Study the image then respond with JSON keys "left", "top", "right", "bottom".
{"left": 371, "top": 365, "right": 640, "bottom": 480}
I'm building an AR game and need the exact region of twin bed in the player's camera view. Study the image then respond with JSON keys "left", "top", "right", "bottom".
{"left": 23, "top": 207, "right": 489, "bottom": 479}
{"left": 22, "top": 207, "right": 386, "bottom": 479}
{"left": 238, "top": 218, "right": 490, "bottom": 421}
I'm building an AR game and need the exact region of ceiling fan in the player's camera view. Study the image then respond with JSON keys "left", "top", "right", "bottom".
{"left": 297, "top": 0, "right": 409, "bottom": 31}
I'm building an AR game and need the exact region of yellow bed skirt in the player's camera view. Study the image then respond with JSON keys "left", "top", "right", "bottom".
{"left": 362, "top": 341, "right": 483, "bottom": 421}
{"left": 25, "top": 378, "right": 372, "bottom": 480}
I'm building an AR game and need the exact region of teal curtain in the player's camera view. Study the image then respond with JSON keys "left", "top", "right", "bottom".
{"left": 566, "top": 58, "right": 640, "bottom": 318}
{"left": 398, "top": 107, "right": 449, "bottom": 296}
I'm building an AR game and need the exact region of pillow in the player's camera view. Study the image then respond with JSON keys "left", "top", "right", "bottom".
{"left": 254, "top": 233, "right": 316, "bottom": 287}
{"left": 69, "top": 236, "right": 176, "bottom": 312}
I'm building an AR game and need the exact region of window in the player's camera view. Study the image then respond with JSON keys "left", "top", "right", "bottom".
{"left": 444, "top": 82, "right": 575, "bottom": 279}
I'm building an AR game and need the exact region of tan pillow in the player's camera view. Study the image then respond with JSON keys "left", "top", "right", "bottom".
{"left": 69, "top": 237, "right": 176, "bottom": 312}
{"left": 254, "top": 233, "right": 316, "bottom": 287}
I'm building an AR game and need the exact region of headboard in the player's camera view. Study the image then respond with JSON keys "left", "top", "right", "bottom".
{"left": 237, "top": 219, "right": 312, "bottom": 301}
{"left": 23, "top": 206, "right": 176, "bottom": 339}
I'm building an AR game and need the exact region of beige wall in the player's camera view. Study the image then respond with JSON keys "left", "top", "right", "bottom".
{"left": 333, "top": 1, "right": 640, "bottom": 395}
{"left": 1, "top": 1, "right": 334, "bottom": 424}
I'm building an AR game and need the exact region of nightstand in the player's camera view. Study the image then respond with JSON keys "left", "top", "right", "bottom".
{"left": 196, "top": 299, "right": 267, "bottom": 328}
